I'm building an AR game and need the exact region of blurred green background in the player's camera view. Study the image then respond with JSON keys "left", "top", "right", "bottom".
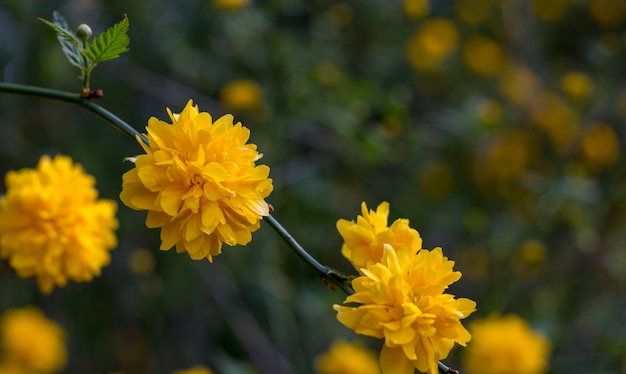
{"left": 2, "top": 0, "right": 626, "bottom": 372}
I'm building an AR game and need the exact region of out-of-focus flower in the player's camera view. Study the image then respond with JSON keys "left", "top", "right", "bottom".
{"left": 327, "top": 3, "right": 353, "bottom": 27}
{"left": 403, "top": 0, "right": 429, "bottom": 20}
{"left": 581, "top": 122, "right": 620, "bottom": 169}
{"left": 474, "top": 128, "right": 536, "bottom": 185}
{"left": 406, "top": 18, "right": 459, "bottom": 71}
{"left": 500, "top": 64, "right": 542, "bottom": 105}
{"left": 560, "top": 71, "right": 594, "bottom": 101}
{"left": 517, "top": 239, "right": 547, "bottom": 266}
{"left": 531, "top": 92, "right": 579, "bottom": 152}
{"left": 463, "top": 35, "right": 505, "bottom": 77}
{"left": 334, "top": 246, "right": 476, "bottom": 374}
{"left": 0, "top": 307, "right": 67, "bottom": 374}
{"left": 417, "top": 161, "right": 454, "bottom": 200}
{"left": 219, "top": 80, "right": 263, "bottom": 112}
{"left": 463, "top": 315, "right": 551, "bottom": 374}
{"left": 173, "top": 365, "right": 215, "bottom": 374}
{"left": 120, "top": 100, "right": 273, "bottom": 262}
{"left": 456, "top": 0, "right": 494, "bottom": 25}
{"left": 336, "top": 202, "right": 422, "bottom": 271}
{"left": 212, "top": 0, "right": 249, "bottom": 10}
{"left": 532, "top": 0, "right": 570, "bottom": 21}
{"left": 127, "top": 248, "right": 156, "bottom": 275}
{"left": 315, "top": 62, "right": 343, "bottom": 87}
{"left": 0, "top": 155, "right": 118, "bottom": 294}
{"left": 476, "top": 98, "right": 504, "bottom": 126}
{"left": 589, "top": 0, "right": 625, "bottom": 28}
{"left": 315, "top": 340, "right": 381, "bottom": 374}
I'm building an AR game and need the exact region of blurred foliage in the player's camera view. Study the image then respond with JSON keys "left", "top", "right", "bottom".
{"left": 2, "top": 0, "right": 626, "bottom": 373}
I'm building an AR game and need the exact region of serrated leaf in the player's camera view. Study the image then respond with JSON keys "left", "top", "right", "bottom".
{"left": 83, "top": 16, "right": 129, "bottom": 64}
{"left": 39, "top": 11, "right": 84, "bottom": 69}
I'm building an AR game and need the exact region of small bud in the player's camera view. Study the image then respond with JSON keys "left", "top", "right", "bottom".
{"left": 76, "top": 24, "right": 92, "bottom": 41}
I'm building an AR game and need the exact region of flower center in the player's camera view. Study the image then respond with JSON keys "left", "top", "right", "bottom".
{"left": 191, "top": 173, "right": 204, "bottom": 186}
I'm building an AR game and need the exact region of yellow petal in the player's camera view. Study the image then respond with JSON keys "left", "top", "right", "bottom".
{"left": 379, "top": 345, "right": 415, "bottom": 374}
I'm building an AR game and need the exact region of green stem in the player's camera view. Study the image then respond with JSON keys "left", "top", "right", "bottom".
{"left": 263, "top": 214, "right": 354, "bottom": 296}
{"left": 0, "top": 82, "right": 146, "bottom": 144}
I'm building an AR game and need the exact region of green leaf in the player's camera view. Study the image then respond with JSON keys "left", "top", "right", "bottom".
{"left": 83, "top": 16, "right": 130, "bottom": 65}
{"left": 39, "top": 11, "right": 84, "bottom": 69}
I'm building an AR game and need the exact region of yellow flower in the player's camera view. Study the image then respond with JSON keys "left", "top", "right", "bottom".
{"left": 406, "top": 18, "right": 459, "bottom": 71}
{"left": 173, "top": 365, "right": 215, "bottom": 374}
{"left": 589, "top": 0, "right": 625, "bottom": 28}
{"left": 120, "top": 100, "right": 273, "bottom": 262}
{"left": 403, "top": 0, "right": 430, "bottom": 20}
{"left": 463, "top": 35, "right": 505, "bottom": 77}
{"left": 0, "top": 307, "right": 67, "bottom": 374}
{"left": 560, "top": 71, "right": 593, "bottom": 101}
{"left": 531, "top": 91, "right": 579, "bottom": 152}
{"left": 334, "top": 246, "right": 476, "bottom": 374}
{"left": 337, "top": 202, "right": 422, "bottom": 271}
{"left": 213, "top": 0, "right": 249, "bottom": 10}
{"left": 219, "top": 80, "right": 263, "bottom": 112}
{"left": 315, "top": 340, "right": 381, "bottom": 374}
{"left": 456, "top": 0, "right": 494, "bottom": 25}
{"left": 0, "top": 155, "right": 118, "bottom": 294}
{"left": 463, "top": 315, "right": 551, "bottom": 374}
{"left": 581, "top": 122, "right": 620, "bottom": 169}
{"left": 532, "top": 0, "right": 569, "bottom": 21}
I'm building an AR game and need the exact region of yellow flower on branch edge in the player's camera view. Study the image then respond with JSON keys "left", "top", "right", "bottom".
{"left": 0, "top": 155, "right": 118, "bottom": 294}
{"left": 0, "top": 306, "right": 67, "bottom": 374}
{"left": 334, "top": 202, "right": 475, "bottom": 374}
{"left": 337, "top": 201, "right": 422, "bottom": 271}
{"left": 120, "top": 100, "right": 273, "bottom": 261}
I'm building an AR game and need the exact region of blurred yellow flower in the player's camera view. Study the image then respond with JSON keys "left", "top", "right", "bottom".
{"left": 560, "top": 71, "right": 593, "bottom": 101}
{"left": 337, "top": 202, "right": 422, "bottom": 271}
{"left": 582, "top": 122, "right": 620, "bottom": 169}
{"left": 463, "top": 35, "right": 505, "bottom": 76}
{"left": 518, "top": 239, "right": 547, "bottom": 266}
{"left": 417, "top": 161, "right": 454, "bottom": 200}
{"left": 499, "top": 64, "right": 542, "bottom": 105}
{"left": 127, "top": 248, "right": 156, "bottom": 275}
{"left": 463, "top": 315, "right": 551, "bottom": 374}
{"left": 403, "top": 0, "right": 429, "bottom": 20}
{"left": 315, "top": 340, "right": 381, "bottom": 374}
{"left": 532, "top": 0, "right": 569, "bottom": 21}
{"left": 476, "top": 129, "right": 536, "bottom": 184}
{"left": 213, "top": 0, "right": 249, "bottom": 10}
{"left": 120, "top": 100, "right": 273, "bottom": 262}
{"left": 219, "top": 80, "right": 263, "bottom": 112}
{"left": 456, "top": 0, "right": 494, "bottom": 25}
{"left": 0, "top": 155, "right": 118, "bottom": 294}
{"left": 531, "top": 91, "right": 579, "bottom": 152}
{"left": 0, "top": 307, "right": 67, "bottom": 374}
{"left": 406, "top": 18, "right": 459, "bottom": 71}
{"left": 334, "top": 246, "right": 476, "bottom": 374}
{"left": 476, "top": 98, "right": 504, "bottom": 126}
{"left": 589, "top": 0, "right": 625, "bottom": 28}
{"left": 173, "top": 365, "right": 215, "bottom": 374}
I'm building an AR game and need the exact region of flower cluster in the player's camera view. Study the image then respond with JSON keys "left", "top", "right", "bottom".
{"left": 462, "top": 315, "right": 551, "bottom": 374}
{"left": 0, "top": 155, "right": 118, "bottom": 294}
{"left": 120, "top": 100, "right": 273, "bottom": 262}
{"left": 0, "top": 306, "right": 67, "bottom": 374}
{"left": 334, "top": 202, "right": 475, "bottom": 374}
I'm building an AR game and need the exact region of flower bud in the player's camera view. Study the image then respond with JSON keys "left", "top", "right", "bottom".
{"left": 76, "top": 24, "right": 92, "bottom": 41}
